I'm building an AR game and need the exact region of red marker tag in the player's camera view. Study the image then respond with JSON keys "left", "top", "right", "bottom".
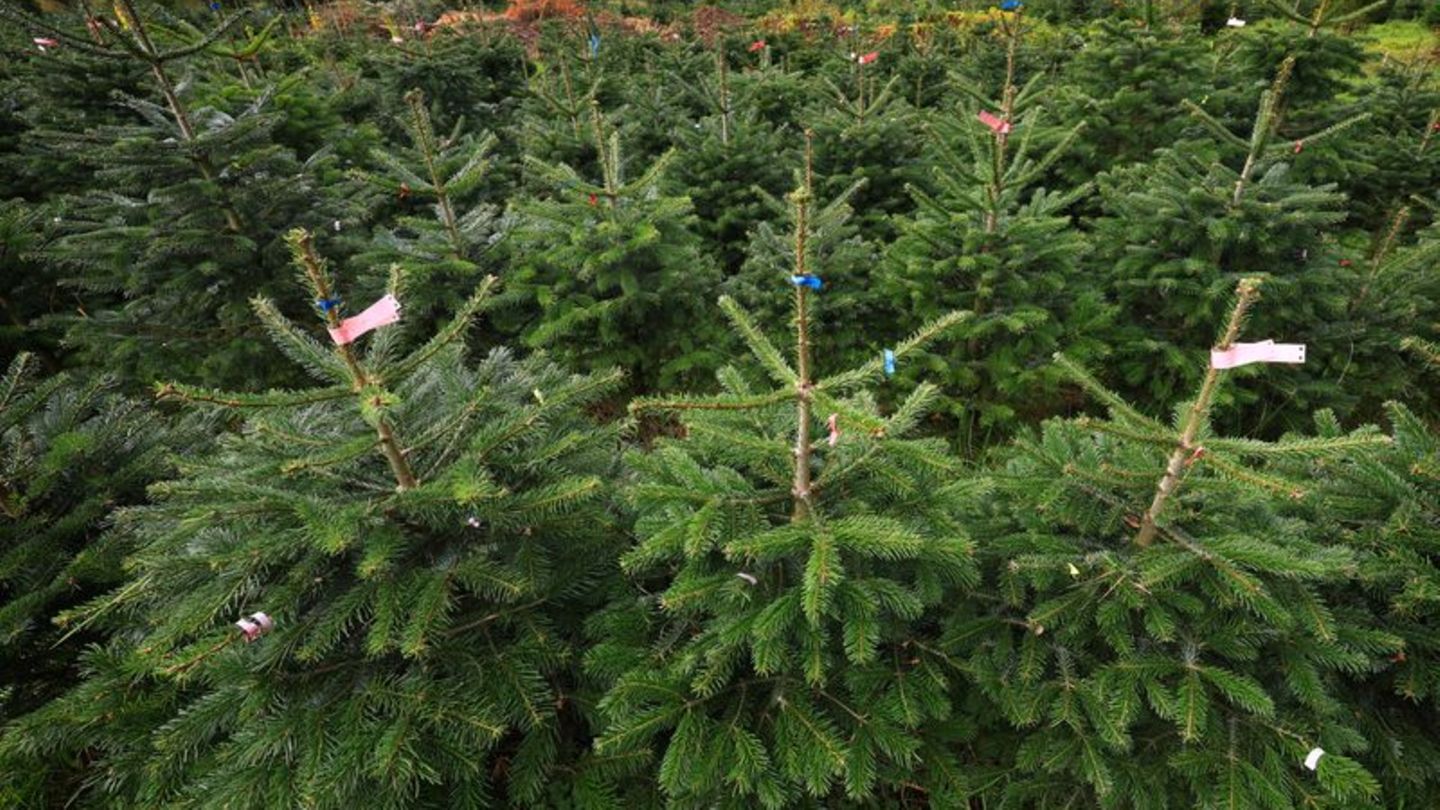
{"left": 978, "top": 110, "right": 1011, "bottom": 134}
{"left": 328, "top": 295, "right": 401, "bottom": 345}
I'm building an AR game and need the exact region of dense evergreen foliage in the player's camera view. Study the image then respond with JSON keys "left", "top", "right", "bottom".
{"left": 0, "top": 0, "right": 1436, "bottom": 806}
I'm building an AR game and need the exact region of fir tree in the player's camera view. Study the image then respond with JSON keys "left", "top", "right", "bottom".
{"left": 1284, "top": 399, "right": 1440, "bottom": 805}
{"left": 883, "top": 20, "right": 1104, "bottom": 449}
{"left": 0, "top": 7, "right": 150, "bottom": 201}
{"left": 0, "top": 230, "right": 624, "bottom": 807}
{"left": 1051, "top": 14, "right": 1212, "bottom": 188}
{"left": 808, "top": 46, "right": 922, "bottom": 244}
{"left": 1310, "top": 206, "right": 1440, "bottom": 421}
{"left": 500, "top": 101, "right": 725, "bottom": 393}
{"left": 350, "top": 88, "right": 505, "bottom": 325}
{"left": 726, "top": 130, "right": 889, "bottom": 379}
{"left": 667, "top": 43, "right": 795, "bottom": 275}
{"left": 1325, "top": 57, "right": 1440, "bottom": 232}
{"left": 1232, "top": 0, "right": 1380, "bottom": 113}
{"left": 0, "top": 355, "right": 185, "bottom": 723}
{"left": 515, "top": 51, "right": 601, "bottom": 169}
{"left": 951, "top": 279, "right": 1394, "bottom": 806}
{"left": 586, "top": 154, "right": 978, "bottom": 805}
{"left": 0, "top": 0, "right": 329, "bottom": 388}
{"left": 1091, "top": 54, "right": 1367, "bottom": 426}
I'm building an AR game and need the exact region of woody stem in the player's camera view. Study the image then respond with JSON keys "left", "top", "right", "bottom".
{"left": 295, "top": 231, "right": 418, "bottom": 491}
{"left": 1134, "top": 280, "right": 1259, "bottom": 546}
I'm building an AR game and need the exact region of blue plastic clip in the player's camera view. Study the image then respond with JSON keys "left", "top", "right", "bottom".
{"left": 588, "top": 33, "right": 601, "bottom": 57}
{"left": 883, "top": 349, "right": 895, "bottom": 377}
{"left": 789, "top": 274, "right": 823, "bottom": 290}
{"left": 316, "top": 298, "right": 342, "bottom": 313}
{"left": 1000, "top": 0, "right": 1022, "bottom": 9}
{"left": 210, "top": 0, "right": 221, "bottom": 9}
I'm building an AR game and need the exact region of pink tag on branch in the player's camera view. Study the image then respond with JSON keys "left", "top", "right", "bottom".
{"left": 1210, "top": 340, "right": 1306, "bottom": 370}
{"left": 328, "top": 294, "right": 401, "bottom": 345}
{"left": 826, "top": 413, "right": 840, "bottom": 447}
{"left": 857, "top": 51, "right": 879, "bottom": 65}
{"left": 235, "top": 611, "right": 274, "bottom": 642}
{"left": 978, "top": 110, "right": 1011, "bottom": 135}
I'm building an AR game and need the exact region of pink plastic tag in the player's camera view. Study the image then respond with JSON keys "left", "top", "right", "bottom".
{"left": 235, "top": 611, "right": 274, "bottom": 642}
{"left": 826, "top": 413, "right": 840, "bottom": 447}
{"left": 978, "top": 110, "right": 1011, "bottom": 135}
{"left": 1210, "top": 340, "right": 1306, "bottom": 369}
{"left": 328, "top": 294, "right": 401, "bottom": 345}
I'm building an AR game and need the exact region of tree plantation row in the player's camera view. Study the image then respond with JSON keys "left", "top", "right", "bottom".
{"left": 0, "top": 1, "right": 1438, "bottom": 807}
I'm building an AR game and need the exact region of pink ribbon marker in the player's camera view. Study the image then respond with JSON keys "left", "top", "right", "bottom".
{"left": 328, "top": 294, "right": 401, "bottom": 345}
{"left": 978, "top": 110, "right": 1011, "bottom": 135}
{"left": 826, "top": 413, "right": 840, "bottom": 447}
{"left": 235, "top": 612, "right": 274, "bottom": 642}
{"left": 1210, "top": 340, "right": 1306, "bottom": 370}
{"left": 857, "top": 51, "right": 879, "bottom": 65}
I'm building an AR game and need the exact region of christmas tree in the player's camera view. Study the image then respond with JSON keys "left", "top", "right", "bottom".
{"left": 884, "top": 13, "right": 1105, "bottom": 449}
{"left": 0, "top": 230, "right": 625, "bottom": 806}
{"left": 1284, "top": 398, "right": 1440, "bottom": 805}
{"left": 1, "top": 1, "right": 329, "bottom": 389}
{"left": 667, "top": 43, "right": 795, "bottom": 275}
{"left": 585, "top": 150, "right": 978, "bottom": 804}
{"left": 950, "top": 279, "right": 1394, "bottom": 806}
{"left": 727, "top": 130, "right": 889, "bottom": 378}
{"left": 1091, "top": 53, "right": 1368, "bottom": 427}
{"left": 349, "top": 88, "right": 506, "bottom": 325}
{"left": 500, "top": 101, "right": 724, "bottom": 393}
{"left": 0, "top": 355, "right": 188, "bottom": 740}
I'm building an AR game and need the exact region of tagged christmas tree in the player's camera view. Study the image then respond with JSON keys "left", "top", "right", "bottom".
{"left": 884, "top": 9, "right": 1105, "bottom": 449}
{"left": 728, "top": 131, "right": 888, "bottom": 378}
{"left": 809, "top": 43, "right": 921, "bottom": 244}
{"left": 950, "top": 278, "right": 1394, "bottom": 806}
{"left": 1093, "top": 52, "right": 1368, "bottom": 426}
{"left": 0, "top": 230, "right": 624, "bottom": 807}
{"left": 0, "top": 0, "right": 326, "bottom": 389}
{"left": 585, "top": 154, "right": 979, "bottom": 805}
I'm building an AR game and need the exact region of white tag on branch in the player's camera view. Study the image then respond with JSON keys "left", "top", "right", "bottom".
{"left": 1304, "top": 748, "right": 1325, "bottom": 771}
{"left": 735, "top": 572, "right": 758, "bottom": 586}
{"left": 1226, "top": 17, "right": 1246, "bottom": 27}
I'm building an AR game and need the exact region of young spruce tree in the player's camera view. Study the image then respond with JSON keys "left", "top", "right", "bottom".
{"left": 501, "top": 101, "right": 724, "bottom": 393}
{"left": 883, "top": 15, "right": 1104, "bottom": 449}
{"left": 952, "top": 279, "right": 1394, "bottom": 806}
{"left": 0, "top": 356, "right": 185, "bottom": 732}
{"left": 0, "top": 230, "right": 624, "bottom": 807}
{"left": 585, "top": 157, "right": 979, "bottom": 805}
{"left": 1, "top": 1, "right": 324, "bottom": 388}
